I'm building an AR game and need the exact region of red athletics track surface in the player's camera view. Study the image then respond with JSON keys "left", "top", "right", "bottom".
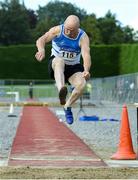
{"left": 8, "top": 106, "right": 107, "bottom": 167}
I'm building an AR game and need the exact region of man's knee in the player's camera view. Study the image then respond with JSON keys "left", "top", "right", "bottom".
{"left": 52, "top": 57, "right": 65, "bottom": 70}
{"left": 80, "top": 80, "right": 86, "bottom": 90}
{"left": 75, "top": 79, "right": 86, "bottom": 91}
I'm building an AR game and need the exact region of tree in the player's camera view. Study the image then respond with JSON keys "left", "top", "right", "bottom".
{"left": 122, "top": 26, "right": 135, "bottom": 43}
{"left": 33, "top": 0, "right": 87, "bottom": 40}
{"left": 0, "top": 1, "right": 137, "bottom": 45}
{"left": 97, "top": 10, "right": 135, "bottom": 44}
{"left": 0, "top": 0, "right": 31, "bottom": 45}
{"left": 97, "top": 11, "right": 122, "bottom": 44}
{"left": 37, "top": 0, "right": 86, "bottom": 25}
{"left": 81, "top": 14, "right": 102, "bottom": 44}
{"left": 26, "top": 9, "right": 37, "bottom": 29}
{"left": 32, "top": 18, "right": 53, "bottom": 40}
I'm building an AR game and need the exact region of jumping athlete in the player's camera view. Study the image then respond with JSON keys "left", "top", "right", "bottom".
{"left": 35, "top": 15, "right": 91, "bottom": 124}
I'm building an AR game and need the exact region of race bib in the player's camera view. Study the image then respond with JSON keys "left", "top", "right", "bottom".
{"left": 60, "top": 51, "right": 78, "bottom": 59}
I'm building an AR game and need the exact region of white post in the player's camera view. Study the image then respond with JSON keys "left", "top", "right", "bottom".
{"left": 15, "top": 92, "right": 19, "bottom": 102}
{"left": 9, "top": 103, "right": 14, "bottom": 114}
{"left": 6, "top": 91, "right": 20, "bottom": 102}
{"left": 8, "top": 103, "right": 17, "bottom": 117}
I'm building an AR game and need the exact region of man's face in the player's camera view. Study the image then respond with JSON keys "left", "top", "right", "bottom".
{"left": 64, "top": 24, "right": 78, "bottom": 38}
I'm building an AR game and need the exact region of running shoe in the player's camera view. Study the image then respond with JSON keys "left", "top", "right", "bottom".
{"left": 64, "top": 107, "right": 74, "bottom": 125}
{"left": 59, "top": 86, "right": 68, "bottom": 105}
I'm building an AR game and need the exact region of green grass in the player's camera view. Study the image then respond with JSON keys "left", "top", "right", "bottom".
{"left": 0, "top": 84, "right": 58, "bottom": 98}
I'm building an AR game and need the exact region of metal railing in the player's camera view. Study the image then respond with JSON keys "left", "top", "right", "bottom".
{"left": 0, "top": 73, "right": 138, "bottom": 104}
{"left": 90, "top": 73, "right": 138, "bottom": 104}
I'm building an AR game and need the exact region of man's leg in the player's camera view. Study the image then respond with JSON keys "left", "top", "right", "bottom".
{"left": 64, "top": 72, "right": 86, "bottom": 108}
{"left": 63, "top": 72, "right": 86, "bottom": 124}
{"left": 52, "top": 57, "right": 65, "bottom": 91}
{"left": 52, "top": 57, "right": 67, "bottom": 105}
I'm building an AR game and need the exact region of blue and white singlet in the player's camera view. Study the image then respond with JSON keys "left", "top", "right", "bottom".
{"left": 51, "top": 24, "right": 85, "bottom": 65}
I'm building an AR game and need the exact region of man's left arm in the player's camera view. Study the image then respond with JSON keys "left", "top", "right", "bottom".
{"left": 80, "top": 33, "right": 91, "bottom": 80}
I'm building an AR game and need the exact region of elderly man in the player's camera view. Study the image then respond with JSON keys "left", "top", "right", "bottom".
{"left": 35, "top": 15, "right": 91, "bottom": 125}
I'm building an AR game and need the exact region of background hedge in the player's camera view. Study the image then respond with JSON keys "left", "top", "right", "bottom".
{"left": 0, "top": 44, "right": 137, "bottom": 79}
{"left": 0, "top": 45, "right": 50, "bottom": 79}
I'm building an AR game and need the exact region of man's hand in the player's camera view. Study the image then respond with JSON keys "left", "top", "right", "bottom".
{"left": 35, "top": 49, "right": 45, "bottom": 62}
{"left": 82, "top": 71, "right": 90, "bottom": 80}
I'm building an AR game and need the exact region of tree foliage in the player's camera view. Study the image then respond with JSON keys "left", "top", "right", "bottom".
{"left": 97, "top": 11, "right": 124, "bottom": 44}
{"left": 0, "top": 0, "right": 31, "bottom": 45}
{"left": 0, "top": 0, "right": 137, "bottom": 45}
{"left": 33, "top": 0, "right": 87, "bottom": 39}
{"left": 27, "top": 9, "right": 37, "bottom": 29}
{"left": 81, "top": 14, "right": 102, "bottom": 44}
{"left": 37, "top": 1, "right": 86, "bottom": 24}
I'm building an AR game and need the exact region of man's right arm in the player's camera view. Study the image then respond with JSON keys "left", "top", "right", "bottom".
{"left": 35, "top": 26, "right": 60, "bottom": 61}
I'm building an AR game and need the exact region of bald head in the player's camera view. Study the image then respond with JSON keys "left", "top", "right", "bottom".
{"left": 64, "top": 15, "right": 80, "bottom": 29}
{"left": 63, "top": 15, "right": 80, "bottom": 38}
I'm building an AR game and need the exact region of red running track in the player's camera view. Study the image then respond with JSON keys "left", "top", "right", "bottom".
{"left": 8, "top": 106, "right": 107, "bottom": 167}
